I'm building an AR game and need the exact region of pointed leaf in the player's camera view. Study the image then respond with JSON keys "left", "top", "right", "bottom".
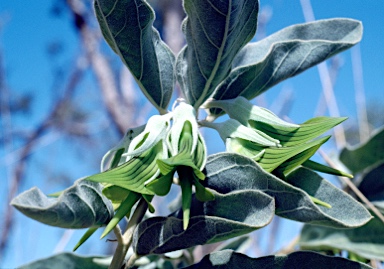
{"left": 176, "top": 0, "right": 259, "bottom": 108}
{"left": 18, "top": 253, "right": 109, "bottom": 269}
{"left": 210, "top": 18, "right": 362, "bottom": 114}
{"left": 133, "top": 189, "right": 274, "bottom": 255}
{"left": 340, "top": 127, "right": 384, "bottom": 174}
{"left": 73, "top": 227, "right": 99, "bottom": 251}
{"left": 94, "top": 0, "right": 175, "bottom": 112}
{"left": 300, "top": 217, "right": 384, "bottom": 261}
{"left": 303, "top": 159, "right": 353, "bottom": 178}
{"left": 11, "top": 179, "right": 114, "bottom": 229}
{"left": 184, "top": 250, "right": 372, "bottom": 269}
{"left": 204, "top": 153, "right": 371, "bottom": 228}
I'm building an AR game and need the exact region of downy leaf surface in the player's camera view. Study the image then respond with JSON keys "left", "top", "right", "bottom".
{"left": 94, "top": 0, "right": 175, "bottom": 113}
{"left": 11, "top": 179, "right": 114, "bottom": 229}
{"left": 133, "top": 189, "right": 274, "bottom": 255}
{"left": 185, "top": 250, "right": 373, "bottom": 269}
{"left": 176, "top": 0, "right": 259, "bottom": 108}
{"left": 210, "top": 18, "right": 362, "bottom": 116}
{"left": 204, "top": 153, "right": 371, "bottom": 227}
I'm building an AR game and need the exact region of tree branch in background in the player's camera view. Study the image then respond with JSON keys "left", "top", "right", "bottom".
{"left": 66, "top": 0, "right": 138, "bottom": 135}
{"left": 300, "top": 0, "right": 346, "bottom": 149}
{"left": 0, "top": 58, "right": 86, "bottom": 258}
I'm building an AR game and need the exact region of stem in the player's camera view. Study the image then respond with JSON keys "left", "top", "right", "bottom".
{"left": 108, "top": 198, "right": 148, "bottom": 269}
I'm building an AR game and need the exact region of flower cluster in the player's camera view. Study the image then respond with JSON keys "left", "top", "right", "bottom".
{"left": 87, "top": 101, "right": 212, "bottom": 232}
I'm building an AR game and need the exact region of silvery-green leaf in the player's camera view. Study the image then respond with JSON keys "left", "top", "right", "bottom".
{"left": 11, "top": 179, "right": 114, "bottom": 229}
{"left": 124, "top": 114, "right": 170, "bottom": 159}
{"left": 358, "top": 161, "right": 384, "bottom": 202}
{"left": 18, "top": 253, "right": 109, "bottom": 269}
{"left": 87, "top": 141, "right": 164, "bottom": 195}
{"left": 202, "top": 119, "right": 280, "bottom": 147}
{"left": 210, "top": 18, "right": 362, "bottom": 115}
{"left": 204, "top": 153, "right": 371, "bottom": 228}
{"left": 176, "top": 0, "right": 259, "bottom": 109}
{"left": 300, "top": 217, "right": 384, "bottom": 261}
{"left": 133, "top": 189, "right": 274, "bottom": 255}
{"left": 340, "top": 127, "right": 384, "bottom": 174}
{"left": 184, "top": 250, "right": 373, "bottom": 269}
{"left": 94, "top": 0, "right": 175, "bottom": 112}
{"left": 205, "top": 96, "right": 299, "bottom": 129}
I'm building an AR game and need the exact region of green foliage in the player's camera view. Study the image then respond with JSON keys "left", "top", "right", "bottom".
{"left": 11, "top": 179, "right": 114, "bottom": 229}
{"left": 11, "top": 0, "right": 377, "bottom": 268}
{"left": 185, "top": 250, "right": 373, "bottom": 269}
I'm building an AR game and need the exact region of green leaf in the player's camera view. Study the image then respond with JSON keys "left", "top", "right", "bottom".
{"left": 184, "top": 250, "right": 373, "bottom": 269}
{"left": 94, "top": 0, "right": 175, "bottom": 113}
{"left": 73, "top": 227, "right": 99, "bottom": 251}
{"left": 133, "top": 189, "right": 274, "bottom": 255}
{"left": 340, "top": 127, "right": 384, "bottom": 174}
{"left": 101, "top": 192, "right": 141, "bottom": 238}
{"left": 11, "top": 179, "right": 114, "bottom": 229}
{"left": 358, "top": 161, "right": 384, "bottom": 201}
{"left": 285, "top": 167, "right": 372, "bottom": 227}
{"left": 176, "top": 0, "right": 259, "bottom": 109}
{"left": 204, "top": 153, "right": 371, "bottom": 228}
{"left": 303, "top": 159, "right": 353, "bottom": 178}
{"left": 300, "top": 217, "right": 384, "bottom": 261}
{"left": 87, "top": 141, "right": 164, "bottom": 195}
{"left": 210, "top": 18, "right": 362, "bottom": 115}
{"left": 18, "top": 253, "right": 109, "bottom": 269}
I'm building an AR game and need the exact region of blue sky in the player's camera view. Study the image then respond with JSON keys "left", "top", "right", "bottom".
{"left": 1, "top": 0, "right": 384, "bottom": 267}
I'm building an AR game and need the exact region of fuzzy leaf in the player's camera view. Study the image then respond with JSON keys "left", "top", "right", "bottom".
{"left": 133, "top": 189, "right": 274, "bottom": 255}
{"left": 184, "top": 250, "right": 372, "bottom": 269}
{"left": 94, "top": 0, "right": 175, "bottom": 112}
{"left": 340, "top": 127, "right": 384, "bottom": 174}
{"left": 204, "top": 153, "right": 371, "bottom": 228}
{"left": 210, "top": 18, "right": 362, "bottom": 115}
{"left": 11, "top": 179, "right": 114, "bottom": 229}
{"left": 18, "top": 253, "right": 109, "bottom": 269}
{"left": 300, "top": 217, "right": 384, "bottom": 261}
{"left": 176, "top": 0, "right": 259, "bottom": 108}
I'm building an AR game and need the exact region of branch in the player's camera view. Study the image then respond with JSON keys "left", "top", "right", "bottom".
{"left": 0, "top": 59, "right": 85, "bottom": 258}
{"left": 66, "top": 0, "right": 137, "bottom": 136}
{"left": 300, "top": 0, "right": 346, "bottom": 149}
